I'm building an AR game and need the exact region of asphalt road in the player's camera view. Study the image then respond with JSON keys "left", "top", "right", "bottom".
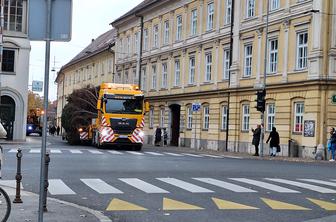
{"left": 1, "top": 136, "right": 336, "bottom": 222}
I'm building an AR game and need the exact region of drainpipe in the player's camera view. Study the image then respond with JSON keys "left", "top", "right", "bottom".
{"left": 135, "top": 15, "right": 144, "bottom": 88}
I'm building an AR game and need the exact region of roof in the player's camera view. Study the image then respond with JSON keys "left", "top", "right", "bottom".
{"left": 111, "top": 0, "right": 158, "bottom": 25}
{"left": 55, "top": 29, "right": 116, "bottom": 82}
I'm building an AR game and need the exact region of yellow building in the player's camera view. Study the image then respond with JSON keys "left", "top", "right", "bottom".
{"left": 112, "top": 0, "right": 336, "bottom": 158}
{"left": 55, "top": 29, "right": 116, "bottom": 131}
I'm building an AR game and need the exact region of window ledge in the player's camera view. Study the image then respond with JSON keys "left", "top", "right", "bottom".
{"left": 288, "top": 69, "right": 308, "bottom": 74}
{"left": 149, "top": 89, "right": 157, "bottom": 92}
{"left": 185, "top": 83, "right": 196, "bottom": 88}
{"left": 241, "top": 130, "right": 249, "bottom": 133}
{"left": 240, "top": 76, "right": 253, "bottom": 80}
{"left": 220, "top": 129, "right": 227, "bottom": 132}
{"left": 0, "top": 71, "right": 16, "bottom": 75}
{"left": 159, "top": 88, "right": 167, "bottom": 91}
{"left": 172, "top": 86, "right": 181, "bottom": 89}
{"left": 201, "top": 82, "right": 213, "bottom": 86}
{"left": 202, "top": 129, "right": 209, "bottom": 131}
{"left": 186, "top": 128, "right": 192, "bottom": 131}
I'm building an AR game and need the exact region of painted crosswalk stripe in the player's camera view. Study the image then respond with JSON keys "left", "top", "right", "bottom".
{"left": 201, "top": 154, "right": 223, "bottom": 158}
{"left": 48, "top": 179, "right": 76, "bottom": 195}
{"left": 193, "top": 178, "right": 257, "bottom": 193}
{"left": 119, "top": 178, "right": 169, "bottom": 193}
{"left": 49, "top": 149, "right": 62, "bottom": 154}
{"left": 29, "top": 149, "right": 40, "bottom": 153}
{"left": 88, "top": 150, "right": 103, "bottom": 154}
{"left": 157, "top": 178, "right": 214, "bottom": 193}
{"left": 229, "top": 178, "right": 300, "bottom": 193}
{"left": 163, "top": 152, "right": 184, "bottom": 157}
{"left": 181, "top": 153, "right": 203, "bottom": 158}
{"left": 298, "top": 179, "right": 336, "bottom": 187}
{"left": 81, "top": 179, "right": 123, "bottom": 194}
{"left": 221, "top": 155, "right": 244, "bottom": 159}
{"left": 108, "top": 150, "right": 123, "bottom": 155}
{"left": 145, "top": 152, "right": 164, "bottom": 156}
{"left": 266, "top": 178, "right": 336, "bottom": 193}
{"left": 126, "top": 151, "right": 144, "bottom": 155}
{"left": 8, "top": 149, "right": 18, "bottom": 153}
{"left": 70, "top": 149, "right": 83, "bottom": 154}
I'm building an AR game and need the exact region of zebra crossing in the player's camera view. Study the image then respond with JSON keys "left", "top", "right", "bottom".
{"left": 2, "top": 177, "right": 335, "bottom": 196}
{"left": 4, "top": 148, "right": 234, "bottom": 159}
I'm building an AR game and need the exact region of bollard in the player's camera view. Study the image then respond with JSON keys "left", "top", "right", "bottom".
{"left": 13, "top": 148, "right": 23, "bottom": 203}
{"left": 43, "top": 153, "right": 50, "bottom": 212}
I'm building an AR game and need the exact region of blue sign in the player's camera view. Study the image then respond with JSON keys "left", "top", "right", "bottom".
{"left": 192, "top": 103, "right": 201, "bottom": 112}
{"left": 32, "top": 81, "right": 43, "bottom": 92}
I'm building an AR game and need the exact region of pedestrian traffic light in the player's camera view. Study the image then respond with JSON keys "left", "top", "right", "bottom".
{"left": 255, "top": 89, "right": 266, "bottom": 113}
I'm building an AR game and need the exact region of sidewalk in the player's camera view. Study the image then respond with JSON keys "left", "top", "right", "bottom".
{"left": 2, "top": 186, "right": 111, "bottom": 222}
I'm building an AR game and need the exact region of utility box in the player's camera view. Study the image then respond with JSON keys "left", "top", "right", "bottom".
{"left": 288, "top": 139, "right": 299, "bottom": 157}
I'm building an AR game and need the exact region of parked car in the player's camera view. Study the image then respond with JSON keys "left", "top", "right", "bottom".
{"left": 26, "top": 124, "right": 42, "bottom": 136}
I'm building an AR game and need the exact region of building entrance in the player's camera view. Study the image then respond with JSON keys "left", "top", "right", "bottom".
{"left": 169, "top": 104, "right": 180, "bottom": 146}
{"left": 0, "top": 96, "right": 15, "bottom": 140}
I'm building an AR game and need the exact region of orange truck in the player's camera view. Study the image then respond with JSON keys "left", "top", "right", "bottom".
{"left": 81, "top": 83, "right": 149, "bottom": 150}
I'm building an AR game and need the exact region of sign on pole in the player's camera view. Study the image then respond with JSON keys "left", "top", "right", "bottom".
{"left": 32, "top": 81, "right": 43, "bottom": 92}
{"left": 28, "top": 0, "right": 72, "bottom": 41}
{"left": 192, "top": 103, "right": 201, "bottom": 112}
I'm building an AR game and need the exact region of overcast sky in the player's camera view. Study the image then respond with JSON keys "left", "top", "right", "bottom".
{"left": 29, "top": 0, "right": 143, "bottom": 101}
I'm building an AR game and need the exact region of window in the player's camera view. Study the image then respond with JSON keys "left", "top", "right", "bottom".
{"left": 174, "top": 59, "right": 180, "bottom": 86}
{"left": 133, "top": 69, "right": 137, "bottom": 84}
{"left": 141, "top": 67, "right": 147, "bottom": 91}
{"left": 149, "top": 107, "right": 154, "bottom": 129}
{"left": 266, "top": 104, "right": 275, "bottom": 131}
{"left": 191, "top": 9, "right": 197, "bottom": 36}
{"left": 153, "top": 25, "right": 159, "bottom": 48}
{"left": 223, "top": 49, "right": 230, "bottom": 80}
{"left": 244, "top": 44, "right": 253, "bottom": 77}
{"left": 176, "top": 15, "right": 182, "bottom": 41}
{"left": 296, "top": 32, "right": 308, "bottom": 70}
{"left": 124, "top": 71, "right": 129, "bottom": 84}
{"left": 151, "top": 65, "right": 157, "bottom": 90}
{"left": 163, "top": 21, "right": 169, "bottom": 45}
{"left": 160, "top": 108, "right": 165, "bottom": 127}
{"left": 134, "top": 32, "right": 139, "bottom": 54}
{"left": 221, "top": 105, "right": 228, "bottom": 130}
{"left": 246, "top": 0, "right": 255, "bottom": 18}
{"left": 143, "top": 29, "right": 148, "bottom": 51}
{"left": 101, "top": 61, "right": 105, "bottom": 75}
{"left": 127, "top": 36, "right": 131, "bottom": 56}
{"left": 4, "top": 0, "right": 23, "bottom": 32}
{"left": 270, "top": 0, "right": 280, "bottom": 11}
{"left": 162, "top": 63, "right": 168, "bottom": 88}
{"left": 294, "top": 102, "right": 304, "bottom": 133}
{"left": 268, "top": 39, "right": 278, "bottom": 73}
{"left": 206, "top": 2, "right": 214, "bottom": 31}
{"left": 2, "top": 49, "right": 15, "bottom": 72}
{"left": 187, "top": 106, "right": 193, "bottom": 129}
{"left": 242, "top": 104, "right": 250, "bottom": 131}
{"left": 205, "top": 52, "right": 212, "bottom": 82}
{"left": 189, "top": 56, "right": 195, "bottom": 84}
{"left": 108, "top": 59, "right": 113, "bottom": 73}
{"left": 203, "top": 106, "right": 210, "bottom": 130}
{"left": 225, "top": 0, "right": 232, "bottom": 24}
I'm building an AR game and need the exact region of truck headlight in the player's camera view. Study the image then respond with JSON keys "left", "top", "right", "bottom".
{"left": 28, "top": 126, "right": 33, "bottom": 130}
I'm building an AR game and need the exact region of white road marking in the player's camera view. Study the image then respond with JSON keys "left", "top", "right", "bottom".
{"left": 201, "top": 154, "right": 223, "bottom": 158}
{"left": 193, "top": 178, "right": 257, "bottom": 193}
{"left": 298, "top": 179, "right": 336, "bottom": 187}
{"left": 229, "top": 178, "right": 300, "bottom": 193}
{"left": 266, "top": 178, "right": 336, "bottom": 193}
{"left": 163, "top": 152, "right": 184, "bottom": 157}
{"left": 126, "top": 151, "right": 144, "bottom": 155}
{"left": 145, "top": 152, "right": 164, "bottom": 156}
{"left": 29, "top": 149, "right": 40, "bottom": 153}
{"left": 69, "top": 149, "right": 83, "bottom": 154}
{"left": 48, "top": 179, "right": 76, "bottom": 195}
{"left": 157, "top": 178, "right": 214, "bottom": 193}
{"left": 8, "top": 149, "right": 18, "bottom": 153}
{"left": 108, "top": 150, "right": 123, "bottom": 155}
{"left": 49, "top": 149, "right": 62, "bottom": 154}
{"left": 221, "top": 155, "right": 244, "bottom": 159}
{"left": 119, "top": 178, "right": 169, "bottom": 193}
{"left": 88, "top": 150, "right": 103, "bottom": 154}
{"left": 181, "top": 153, "right": 204, "bottom": 158}
{"left": 81, "top": 179, "right": 123, "bottom": 194}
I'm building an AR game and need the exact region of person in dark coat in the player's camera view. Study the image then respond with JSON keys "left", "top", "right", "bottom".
{"left": 154, "top": 127, "right": 162, "bottom": 146}
{"left": 56, "top": 126, "right": 60, "bottom": 136}
{"left": 266, "top": 127, "right": 280, "bottom": 157}
{"left": 251, "top": 125, "right": 261, "bottom": 156}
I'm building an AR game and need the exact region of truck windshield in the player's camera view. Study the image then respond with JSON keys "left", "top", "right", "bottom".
{"left": 105, "top": 98, "right": 143, "bottom": 114}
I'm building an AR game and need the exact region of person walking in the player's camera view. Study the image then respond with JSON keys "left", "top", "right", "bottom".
{"left": 154, "top": 127, "right": 162, "bottom": 146}
{"left": 56, "top": 126, "right": 60, "bottom": 136}
{"left": 251, "top": 125, "right": 261, "bottom": 156}
{"left": 328, "top": 127, "right": 336, "bottom": 162}
{"left": 266, "top": 127, "right": 280, "bottom": 157}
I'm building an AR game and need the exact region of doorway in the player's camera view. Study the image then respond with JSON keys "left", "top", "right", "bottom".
{"left": 169, "top": 104, "right": 180, "bottom": 146}
{"left": 0, "top": 96, "right": 15, "bottom": 140}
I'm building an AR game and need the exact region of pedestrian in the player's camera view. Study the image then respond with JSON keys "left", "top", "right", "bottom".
{"left": 251, "top": 125, "right": 261, "bottom": 156}
{"left": 327, "top": 127, "right": 336, "bottom": 162}
{"left": 266, "top": 127, "right": 280, "bottom": 157}
{"left": 163, "top": 128, "right": 168, "bottom": 146}
{"left": 56, "top": 126, "right": 60, "bottom": 136}
{"left": 154, "top": 127, "right": 162, "bottom": 146}
{"left": 0, "top": 120, "right": 7, "bottom": 179}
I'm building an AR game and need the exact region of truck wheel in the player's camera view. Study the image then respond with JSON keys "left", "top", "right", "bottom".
{"left": 133, "top": 145, "right": 142, "bottom": 151}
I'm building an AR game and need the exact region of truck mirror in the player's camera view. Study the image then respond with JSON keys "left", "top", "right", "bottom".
{"left": 145, "top": 102, "right": 150, "bottom": 113}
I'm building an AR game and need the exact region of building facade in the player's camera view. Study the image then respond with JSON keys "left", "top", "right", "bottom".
{"left": 0, "top": 0, "right": 30, "bottom": 141}
{"left": 113, "top": 0, "right": 336, "bottom": 158}
{"left": 55, "top": 29, "right": 116, "bottom": 130}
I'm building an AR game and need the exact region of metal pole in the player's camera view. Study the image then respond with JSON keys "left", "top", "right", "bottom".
{"left": 0, "top": 0, "right": 4, "bottom": 180}
{"left": 13, "top": 148, "right": 23, "bottom": 204}
{"left": 260, "top": 0, "right": 270, "bottom": 157}
{"left": 38, "top": 0, "right": 52, "bottom": 221}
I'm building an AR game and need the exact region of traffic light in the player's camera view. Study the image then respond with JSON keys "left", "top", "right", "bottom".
{"left": 255, "top": 89, "right": 266, "bottom": 113}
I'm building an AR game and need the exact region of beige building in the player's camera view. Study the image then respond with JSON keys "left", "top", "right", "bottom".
{"left": 55, "top": 29, "right": 116, "bottom": 130}
{"left": 112, "top": 0, "right": 336, "bottom": 158}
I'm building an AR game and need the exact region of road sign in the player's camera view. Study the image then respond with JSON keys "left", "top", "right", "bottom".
{"left": 32, "top": 81, "right": 43, "bottom": 92}
{"left": 28, "top": 0, "right": 72, "bottom": 41}
{"left": 192, "top": 103, "right": 201, "bottom": 112}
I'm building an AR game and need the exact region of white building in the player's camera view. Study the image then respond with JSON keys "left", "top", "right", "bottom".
{"left": 0, "top": 0, "right": 30, "bottom": 141}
